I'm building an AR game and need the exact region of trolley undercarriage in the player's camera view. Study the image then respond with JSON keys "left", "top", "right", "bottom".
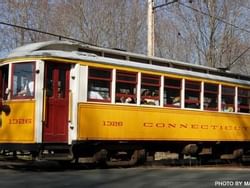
{"left": 1, "top": 141, "right": 250, "bottom": 167}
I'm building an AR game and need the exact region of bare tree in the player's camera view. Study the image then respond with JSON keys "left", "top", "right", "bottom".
{"left": 152, "top": 0, "right": 250, "bottom": 73}
{"left": 47, "top": 0, "right": 146, "bottom": 53}
{"left": 0, "top": 0, "right": 54, "bottom": 53}
{"left": 0, "top": 0, "right": 249, "bottom": 75}
{"left": 160, "top": 0, "right": 250, "bottom": 71}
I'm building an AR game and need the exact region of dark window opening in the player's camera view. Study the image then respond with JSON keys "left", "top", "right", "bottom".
{"left": 141, "top": 74, "right": 160, "bottom": 105}
{"left": 204, "top": 83, "right": 218, "bottom": 111}
{"left": 221, "top": 86, "right": 235, "bottom": 112}
{"left": 58, "top": 68, "right": 66, "bottom": 98}
{"left": 185, "top": 80, "right": 201, "bottom": 109}
{"left": 116, "top": 71, "right": 137, "bottom": 104}
{"left": 238, "top": 88, "right": 250, "bottom": 113}
{"left": 0, "top": 65, "right": 9, "bottom": 100}
{"left": 46, "top": 65, "right": 53, "bottom": 97}
{"left": 164, "top": 77, "right": 181, "bottom": 107}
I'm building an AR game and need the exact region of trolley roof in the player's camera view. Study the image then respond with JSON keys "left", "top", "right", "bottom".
{"left": 2, "top": 40, "right": 250, "bottom": 86}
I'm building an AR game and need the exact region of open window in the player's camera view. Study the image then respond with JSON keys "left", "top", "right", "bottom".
{"left": 204, "top": 83, "right": 218, "bottom": 111}
{"left": 164, "top": 77, "right": 181, "bottom": 107}
{"left": 115, "top": 70, "right": 137, "bottom": 103}
{"left": 185, "top": 80, "right": 201, "bottom": 109}
{"left": 141, "top": 74, "right": 160, "bottom": 105}
{"left": 11, "top": 62, "right": 35, "bottom": 99}
{"left": 221, "top": 86, "right": 235, "bottom": 112}
{"left": 87, "top": 67, "right": 112, "bottom": 102}
{"left": 238, "top": 88, "right": 250, "bottom": 113}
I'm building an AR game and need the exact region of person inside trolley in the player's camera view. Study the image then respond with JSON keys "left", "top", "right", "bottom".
{"left": 119, "top": 90, "right": 135, "bottom": 103}
{"left": 141, "top": 89, "right": 159, "bottom": 105}
{"left": 18, "top": 75, "right": 34, "bottom": 97}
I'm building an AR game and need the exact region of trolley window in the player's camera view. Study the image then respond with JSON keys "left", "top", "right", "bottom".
{"left": 221, "top": 86, "right": 235, "bottom": 112}
{"left": 185, "top": 80, "right": 201, "bottom": 109}
{"left": 0, "top": 68, "right": 1, "bottom": 100}
{"left": 87, "top": 67, "right": 112, "bottom": 102}
{"left": 116, "top": 71, "right": 137, "bottom": 103}
{"left": 238, "top": 88, "right": 250, "bottom": 113}
{"left": 11, "top": 62, "right": 35, "bottom": 99}
{"left": 204, "top": 83, "right": 218, "bottom": 111}
{"left": 141, "top": 74, "right": 160, "bottom": 105}
{"left": 0, "top": 65, "right": 9, "bottom": 100}
{"left": 164, "top": 77, "right": 181, "bottom": 107}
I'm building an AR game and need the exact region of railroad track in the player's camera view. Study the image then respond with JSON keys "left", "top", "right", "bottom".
{"left": 1, "top": 150, "right": 250, "bottom": 170}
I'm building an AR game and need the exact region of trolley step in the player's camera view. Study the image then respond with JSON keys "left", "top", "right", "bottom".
{"left": 242, "top": 155, "right": 250, "bottom": 162}
{"left": 39, "top": 144, "right": 73, "bottom": 161}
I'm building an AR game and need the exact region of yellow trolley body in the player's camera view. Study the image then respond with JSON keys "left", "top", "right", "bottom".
{"left": 1, "top": 40, "right": 250, "bottom": 163}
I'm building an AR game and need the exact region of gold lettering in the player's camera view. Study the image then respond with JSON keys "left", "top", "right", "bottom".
{"left": 141, "top": 122, "right": 249, "bottom": 133}
{"left": 242, "top": 127, "right": 248, "bottom": 131}
{"left": 144, "top": 122, "right": 153, "bottom": 127}
{"left": 19, "top": 119, "right": 24, "bottom": 124}
{"left": 180, "top": 124, "right": 188, "bottom": 128}
{"left": 156, "top": 123, "right": 165, "bottom": 128}
{"left": 201, "top": 125, "right": 208, "bottom": 129}
{"left": 225, "top": 126, "right": 232, "bottom": 130}
{"left": 8, "top": 118, "right": 32, "bottom": 125}
{"left": 234, "top": 126, "right": 241, "bottom": 130}
{"left": 191, "top": 124, "right": 199, "bottom": 129}
{"left": 103, "top": 121, "right": 123, "bottom": 127}
{"left": 210, "top": 125, "right": 218, "bottom": 130}
{"left": 168, "top": 123, "right": 176, "bottom": 128}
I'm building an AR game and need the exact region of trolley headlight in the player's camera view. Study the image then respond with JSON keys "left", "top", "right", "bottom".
{"left": 2, "top": 105, "right": 10, "bottom": 115}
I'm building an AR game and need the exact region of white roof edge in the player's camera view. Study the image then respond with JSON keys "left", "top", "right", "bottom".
{"left": 4, "top": 40, "right": 250, "bottom": 85}
{"left": 7, "top": 40, "right": 218, "bottom": 71}
{"left": 7, "top": 40, "right": 79, "bottom": 58}
{"left": 13, "top": 49, "right": 250, "bottom": 86}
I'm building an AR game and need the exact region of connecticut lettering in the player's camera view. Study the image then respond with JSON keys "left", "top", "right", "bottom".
{"left": 143, "top": 122, "right": 248, "bottom": 131}
{"left": 9, "top": 118, "right": 32, "bottom": 125}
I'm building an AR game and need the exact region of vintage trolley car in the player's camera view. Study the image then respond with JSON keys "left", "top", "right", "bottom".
{"left": 1, "top": 40, "right": 250, "bottom": 165}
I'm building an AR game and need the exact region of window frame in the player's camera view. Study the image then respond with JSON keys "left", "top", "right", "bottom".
{"left": 11, "top": 62, "right": 36, "bottom": 100}
{"left": 203, "top": 83, "right": 218, "bottom": 111}
{"left": 184, "top": 80, "right": 201, "bottom": 109}
{"left": 238, "top": 87, "right": 250, "bottom": 113}
{"left": 221, "top": 85, "right": 235, "bottom": 112}
{"left": 84, "top": 66, "right": 250, "bottom": 115}
{"left": 115, "top": 70, "right": 137, "bottom": 104}
{"left": 141, "top": 73, "right": 161, "bottom": 105}
{"left": 87, "top": 67, "right": 112, "bottom": 102}
{"left": 164, "top": 77, "right": 182, "bottom": 108}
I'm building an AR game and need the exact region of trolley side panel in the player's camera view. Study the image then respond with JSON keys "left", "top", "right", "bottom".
{"left": 0, "top": 101, "right": 35, "bottom": 143}
{"left": 77, "top": 103, "right": 250, "bottom": 141}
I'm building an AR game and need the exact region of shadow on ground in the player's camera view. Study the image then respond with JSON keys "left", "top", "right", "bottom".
{"left": 0, "top": 158, "right": 97, "bottom": 172}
